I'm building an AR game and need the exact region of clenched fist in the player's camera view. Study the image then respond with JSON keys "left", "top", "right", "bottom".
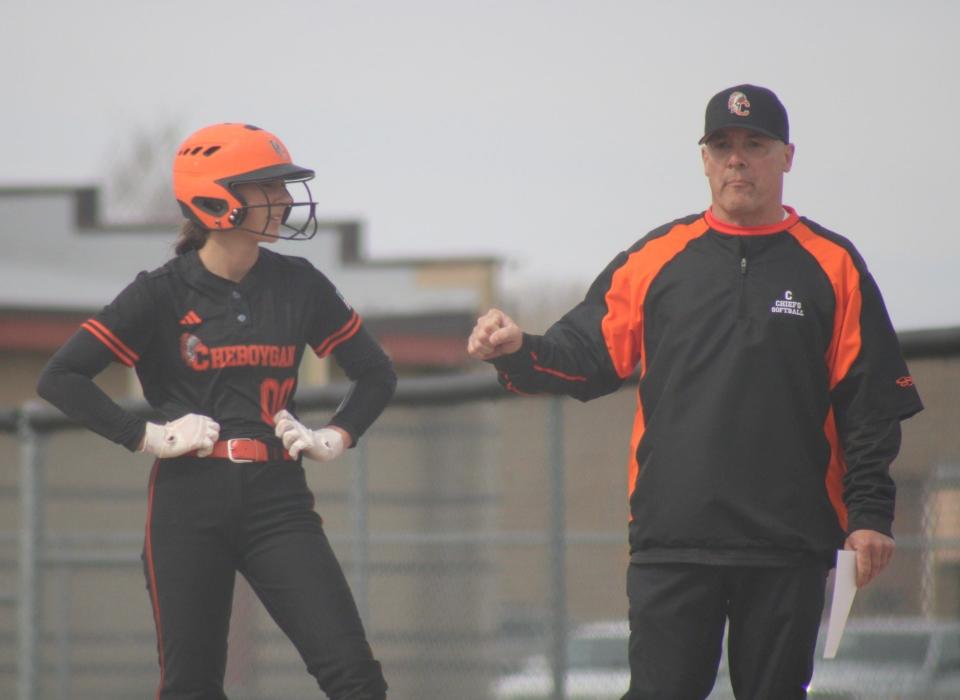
{"left": 467, "top": 308, "right": 523, "bottom": 361}
{"left": 139, "top": 413, "right": 220, "bottom": 459}
{"left": 273, "top": 409, "right": 349, "bottom": 462}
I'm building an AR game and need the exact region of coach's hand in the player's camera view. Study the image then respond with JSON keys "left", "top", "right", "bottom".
{"left": 273, "top": 409, "right": 349, "bottom": 462}
{"left": 845, "top": 529, "right": 895, "bottom": 588}
{"left": 467, "top": 308, "right": 523, "bottom": 361}
{"left": 140, "top": 413, "right": 220, "bottom": 459}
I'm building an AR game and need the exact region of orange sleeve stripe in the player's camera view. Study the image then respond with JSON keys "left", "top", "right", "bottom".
{"left": 313, "top": 311, "right": 361, "bottom": 358}
{"left": 144, "top": 460, "right": 167, "bottom": 688}
{"left": 785, "top": 222, "right": 863, "bottom": 389}
{"left": 602, "top": 219, "right": 709, "bottom": 379}
{"left": 81, "top": 319, "right": 139, "bottom": 366}
{"left": 823, "top": 406, "right": 849, "bottom": 532}
{"left": 498, "top": 371, "right": 536, "bottom": 396}
{"left": 530, "top": 351, "right": 587, "bottom": 382}
{"left": 626, "top": 392, "right": 646, "bottom": 514}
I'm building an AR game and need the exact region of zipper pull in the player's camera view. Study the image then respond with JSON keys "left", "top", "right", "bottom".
{"left": 740, "top": 257, "right": 747, "bottom": 275}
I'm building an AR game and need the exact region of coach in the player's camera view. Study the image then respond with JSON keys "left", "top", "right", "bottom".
{"left": 468, "top": 84, "right": 923, "bottom": 699}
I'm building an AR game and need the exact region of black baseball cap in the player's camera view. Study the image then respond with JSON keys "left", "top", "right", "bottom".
{"left": 699, "top": 84, "right": 789, "bottom": 144}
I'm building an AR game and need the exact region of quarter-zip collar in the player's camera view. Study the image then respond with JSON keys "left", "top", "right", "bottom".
{"left": 705, "top": 205, "right": 800, "bottom": 236}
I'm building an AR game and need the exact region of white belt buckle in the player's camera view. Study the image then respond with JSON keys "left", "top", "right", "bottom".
{"left": 226, "top": 438, "right": 255, "bottom": 463}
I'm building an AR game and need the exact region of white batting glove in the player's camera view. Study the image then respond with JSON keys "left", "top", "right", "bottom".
{"left": 139, "top": 413, "right": 220, "bottom": 459}
{"left": 273, "top": 409, "right": 345, "bottom": 462}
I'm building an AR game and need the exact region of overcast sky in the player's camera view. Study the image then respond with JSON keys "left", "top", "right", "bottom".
{"left": 3, "top": 0, "right": 957, "bottom": 330}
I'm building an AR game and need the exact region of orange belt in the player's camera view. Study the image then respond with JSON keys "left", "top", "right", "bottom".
{"left": 200, "top": 438, "right": 294, "bottom": 463}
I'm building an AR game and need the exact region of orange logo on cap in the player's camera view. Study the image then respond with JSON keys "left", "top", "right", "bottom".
{"left": 728, "top": 91, "right": 751, "bottom": 117}
{"left": 896, "top": 376, "right": 915, "bottom": 388}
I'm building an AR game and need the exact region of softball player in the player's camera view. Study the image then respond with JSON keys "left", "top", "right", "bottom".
{"left": 37, "top": 123, "right": 395, "bottom": 699}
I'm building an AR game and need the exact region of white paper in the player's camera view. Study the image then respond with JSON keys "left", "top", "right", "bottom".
{"left": 823, "top": 549, "right": 858, "bottom": 659}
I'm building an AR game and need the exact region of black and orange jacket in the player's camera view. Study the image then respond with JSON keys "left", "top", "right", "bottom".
{"left": 494, "top": 207, "right": 923, "bottom": 565}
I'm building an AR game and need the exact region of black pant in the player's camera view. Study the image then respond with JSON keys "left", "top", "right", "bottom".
{"left": 142, "top": 456, "right": 387, "bottom": 699}
{"left": 621, "top": 562, "right": 827, "bottom": 700}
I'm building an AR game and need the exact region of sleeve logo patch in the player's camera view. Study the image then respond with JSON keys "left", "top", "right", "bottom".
{"left": 896, "top": 376, "right": 915, "bottom": 388}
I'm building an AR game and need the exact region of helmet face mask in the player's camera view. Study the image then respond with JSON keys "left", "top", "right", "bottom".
{"left": 173, "top": 123, "right": 318, "bottom": 240}
{"left": 226, "top": 177, "right": 318, "bottom": 241}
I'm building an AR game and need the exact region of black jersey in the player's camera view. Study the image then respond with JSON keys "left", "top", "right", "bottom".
{"left": 39, "top": 248, "right": 395, "bottom": 451}
{"left": 494, "top": 208, "right": 923, "bottom": 564}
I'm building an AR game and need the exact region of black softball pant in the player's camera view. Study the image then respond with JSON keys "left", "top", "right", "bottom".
{"left": 621, "top": 561, "right": 828, "bottom": 700}
{"left": 142, "top": 456, "right": 387, "bottom": 699}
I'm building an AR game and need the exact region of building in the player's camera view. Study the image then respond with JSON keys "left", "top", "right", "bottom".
{"left": 0, "top": 184, "right": 499, "bottom": 406}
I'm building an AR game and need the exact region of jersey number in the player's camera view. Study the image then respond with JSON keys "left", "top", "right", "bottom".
{"left": 260, "top": 377, "right": 295, "bottom": 425}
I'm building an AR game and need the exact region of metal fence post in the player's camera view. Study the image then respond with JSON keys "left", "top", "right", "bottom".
{"left": 350, "top": 439, "right": 370, "bottom": 622}
{"left": 18, "top": 405, "right": 44, "bottom": 700}
{"left": 54, "top": 566, "right": 73, "bottom": 700}
{"left": 548, "top": 397, "right": 567, "bottom": 700}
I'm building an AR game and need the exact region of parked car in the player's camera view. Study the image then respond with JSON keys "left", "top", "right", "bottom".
{"left": 491, "top": 616, "right": 960, "bottom": 700}
{"left": 490, "top": 619, "right": 735, "bottom": 700}
{"left": 806, "top": 617, "right": 960, "bottom": 700}
{"left": 490, "top": 620, "right": 628, "bottom": 700}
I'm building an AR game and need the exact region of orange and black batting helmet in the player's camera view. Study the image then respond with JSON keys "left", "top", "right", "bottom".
{"left": 172, "top": 123, "right": 318, "bottom": 239}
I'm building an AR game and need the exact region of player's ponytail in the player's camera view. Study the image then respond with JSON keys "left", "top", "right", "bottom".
{"left": 174, "top": 220, "right": 210, "bottom": 256}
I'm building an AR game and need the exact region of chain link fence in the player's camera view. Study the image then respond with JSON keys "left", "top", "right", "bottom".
{"left": 2, "top": 327, "right": 959, "bottom": 699}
